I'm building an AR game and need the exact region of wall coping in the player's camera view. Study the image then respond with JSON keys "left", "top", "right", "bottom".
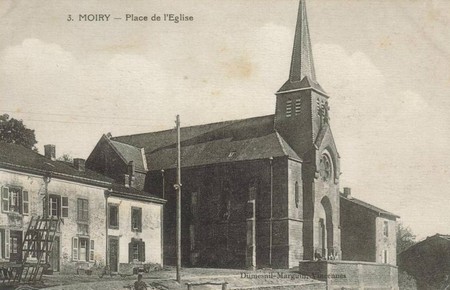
{"left": 299, "top": 260, "right": 398, "bottom": 268}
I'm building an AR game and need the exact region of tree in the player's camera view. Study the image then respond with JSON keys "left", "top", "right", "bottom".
{"left": 57, "top": 153, "right": 73, "bottom": 163}
{"left": 397, "top": 222, "right": 416, "bottom": 254}
{"left": 0, "top": 114, "right": 38, "bottom": 150}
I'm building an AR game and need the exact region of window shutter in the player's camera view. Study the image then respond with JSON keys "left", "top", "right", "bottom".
{"left": 140, "top": 241, "right": 145, "bottom": 262}
{"left": 62, "top": 197, "right": 69, "bottom": 218}
{"left": 2, "top": 187, "right": 9, "bottom": 212}
{"left": 72, "top": 237, "right": 79, "bottom": 260}
{"left": 90, "top": 240, "right": 95, "bottom": 261}
{"left": 138, "top": 209, "right": 142, "bottom": 232}
{"left": 128, "top": 242, "right": 133, "bottom": 263}
{"left": 5, "top": 230, "right": 10, "bottom": 259}
{"left": 77, "top": 199, "right": 81, "bottom": 220}
{"left": 0, "top": 229, "right": 3, "bottom": 259}
{"left": 22, "top": 191, "right": 29, "bottom": 215}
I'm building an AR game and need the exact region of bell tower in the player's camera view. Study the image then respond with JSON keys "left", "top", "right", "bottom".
{"left": 274, "top": 0, "right": 329, "bottom": 160}
{"left": 274, "top": 0, "right": 341, "bottom": 261}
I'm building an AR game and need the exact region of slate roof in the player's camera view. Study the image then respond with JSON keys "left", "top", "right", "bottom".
{"left": 0, "top": 141, "right": 113, "bottom": 185}
{"left": 278, "top": 76, "right": 327, "bottom": 95}
{"left": 340, "top": 193, "right": 399, "bottom": 219}
{"left": 109, "top": 139, "right": 147, "bottom": 172}
{"left": 112, "top": 115, "right": 301, "bottom": 171}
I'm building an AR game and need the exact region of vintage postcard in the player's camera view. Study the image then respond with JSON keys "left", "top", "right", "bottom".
{"left": 0, "top": 0, "right": 448, "bottom": 289}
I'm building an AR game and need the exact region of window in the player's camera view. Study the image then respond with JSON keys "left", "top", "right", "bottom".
{"left": 383, "top": 221, "right": 389, "bottom": 237}
{"left": 319, "top": 155, "right": 332, "bottom": 181}
{"left": 383, "top": 249, "right": 388, "bottom": 264}
{"left": 295, "top": 99, "right": 301, "bottom": 115}
{"left": 295, "top": 181, "right": 300, "bottom": 208}
{"left": 77, "top": 199, "right": 89, "bottom": 222}
{"left": 286, "top": 100, "right": 292, "bottom": 117}
{"left": 72, "top": 237, "right": 94, "bottom": 262}
{"left": 128, "top": 239, "right": 145, "bottom": 262}
{"left": 1, "top": 186, "right": 29, "bottom": 215}
{"left": 108, "top": 204, "right": 119, "bottom": 229}
{"left": 131, "top": 207, "right": 142, "bottom": 232}
{"left": 48, "top": 195, "right": 68, "bottom": 218}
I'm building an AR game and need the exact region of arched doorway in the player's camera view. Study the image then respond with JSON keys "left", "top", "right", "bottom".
{"left": 318, "top": 196, "right": 333, "bottom": 258}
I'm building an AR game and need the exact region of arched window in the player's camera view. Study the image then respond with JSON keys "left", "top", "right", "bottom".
{"left": 295, "top": 181, "right": 300, "bottom": 208}
{"left": 319, "top": 154, "right": 332, "bottom": 181}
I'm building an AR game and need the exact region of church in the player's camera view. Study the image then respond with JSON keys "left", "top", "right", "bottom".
{"left": 86, "top": 0, "right": 398, "bottom": 273}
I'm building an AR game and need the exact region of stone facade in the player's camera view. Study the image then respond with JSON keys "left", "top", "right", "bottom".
{"left": 0, "top": 144, "right": 164, "bottom": 274}
{"left": 340, "top": 193, "right": 397, "bottom": 266}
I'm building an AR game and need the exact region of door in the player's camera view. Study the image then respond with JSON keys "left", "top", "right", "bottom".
{"left": 9, "top": 231, "right": 22, "bottom": 262}
{"left": 79, "top": 238, "right": 88, "bottom": 261}
{"left": 49, "top": 236, "right": 60, "bottom": 272}
{"left": 109, "top": 237, "right": 119, "bottom": 272}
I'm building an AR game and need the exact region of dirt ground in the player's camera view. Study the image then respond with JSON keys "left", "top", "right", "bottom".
{"left": 34, "top": 267, "right": 322, "bottom": 290}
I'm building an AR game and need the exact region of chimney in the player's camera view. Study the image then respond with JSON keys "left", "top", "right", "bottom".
{"left": 44, "top": 144, "right": 56, "bottom": 161}
{"left": 343, "top": 187, "right": 352, "bottom": 199}
{"left": 73, "top": 158, "right": 86, "bottom": 172}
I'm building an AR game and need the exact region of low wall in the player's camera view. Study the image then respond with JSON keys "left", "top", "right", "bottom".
{"left": 298, "top": 260, "right": 398, "bottom": 290}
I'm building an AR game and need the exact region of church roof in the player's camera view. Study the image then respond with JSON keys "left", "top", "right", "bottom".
{"left": 340, "top": 193, "right": 399, "bottom": 219}
{"left": 108, "top": 139, "right": 147, "bottom": 172}
{"left": 112, "top": 115, "right": 301, "bottom": 171}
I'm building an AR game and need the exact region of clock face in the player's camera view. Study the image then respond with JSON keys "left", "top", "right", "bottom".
{"left": 319, "top": 154, "right": 332, "bottom": 181}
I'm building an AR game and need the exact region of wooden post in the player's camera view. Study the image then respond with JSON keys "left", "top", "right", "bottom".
{"left": 175, "top": 115, "right": 182, "bottom": 283}
{"left": 269, "top": 157, "right": 273, "bottom": 267}
{"left": 246, "top": 200, "right": 256, "bottom": 270}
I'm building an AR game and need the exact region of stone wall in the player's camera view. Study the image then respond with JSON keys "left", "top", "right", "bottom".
{"left": 147, "top": 157, "right": 295, "bottom": 269}
{"left": 298, "top": 260, "right": 399, "bottom": 290}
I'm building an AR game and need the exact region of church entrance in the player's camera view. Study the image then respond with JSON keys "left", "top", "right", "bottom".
{"left": 317, "top": 196, "right": 333, "bottom": 259}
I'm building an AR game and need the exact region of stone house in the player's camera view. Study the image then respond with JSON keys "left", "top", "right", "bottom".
{"left": 340, "top": 188, "right": 399, "bottom": 265}
{"left": 0, "top": 142, "right": 164, "bottom": 273}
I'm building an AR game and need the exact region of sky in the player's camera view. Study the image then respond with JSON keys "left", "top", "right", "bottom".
{"left": 1, "top": 0, "right": 449, "bottom": 240}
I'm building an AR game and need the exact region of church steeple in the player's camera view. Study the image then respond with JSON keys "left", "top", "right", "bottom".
{"left": 278, "top": 0, "right": 324, "bottom": 94}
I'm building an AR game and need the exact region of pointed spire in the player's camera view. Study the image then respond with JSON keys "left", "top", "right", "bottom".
{"left": 290, "top": 0, "right": 316, "bottom": 82}
{"left": 278, "top": 0, "right": 323, "bottom": 93}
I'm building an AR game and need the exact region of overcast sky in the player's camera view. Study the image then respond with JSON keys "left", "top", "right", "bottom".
{"left": 1, "top": 0, "right": 449, "bottom": 240}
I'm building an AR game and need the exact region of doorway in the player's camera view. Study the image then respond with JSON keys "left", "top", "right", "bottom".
{"left": 9, "top": 231, "right": 22, "bottom": 262}
{"left": 49, "top": 236, "right": 60, "bottom": 272}
{"left": 109, "top": 236, "right": 119, "bottom": 272}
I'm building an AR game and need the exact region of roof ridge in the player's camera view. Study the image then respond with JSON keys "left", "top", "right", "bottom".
{"left": 112, "top": 114, "right": 274, "bottom": 140}
{"left": 274, "top": 131, "right": 289, "bottom": 156}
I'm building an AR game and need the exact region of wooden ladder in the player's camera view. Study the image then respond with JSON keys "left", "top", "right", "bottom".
{"left": 13, "top": 216, "right": 61, "bottom": 284}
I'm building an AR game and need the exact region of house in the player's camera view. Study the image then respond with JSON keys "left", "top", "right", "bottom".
{"left": 86, "top": 2, "right": 399, "bottom": 286}
{"left": 340, "top": 187, "right": 399, "bottom": 265}
{"left": 0, "top": 142, "right": 164, "bottom": 273}
{"left": 398, "top": 234, "right": 450, "bottom": 290}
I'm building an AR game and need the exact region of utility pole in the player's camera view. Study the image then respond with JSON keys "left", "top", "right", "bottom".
{"left": 269, "top": 157, "right": 273, "bottom": 267}
{"left": 175, "top": 115, "right": 182, "bottom": 283}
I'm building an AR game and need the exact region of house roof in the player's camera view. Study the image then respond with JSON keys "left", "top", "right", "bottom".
{"left": 340, "top": 193, "right": 399, "bottom": 219}
{"left": 108, "top": 139, "right": 147, "bottom": 172}
{"left": 0, "top": 141, "right": 113, "bottom": 186}
{"left": 112, "top": 115, "right": 301, "bottom": 171}
{"left": 0, "top": 142, "right": 163, "bottom": 202}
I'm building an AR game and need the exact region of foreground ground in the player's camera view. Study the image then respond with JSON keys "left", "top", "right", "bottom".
{"left": 26, "top": 267, "right": 323, "bottom": 290}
